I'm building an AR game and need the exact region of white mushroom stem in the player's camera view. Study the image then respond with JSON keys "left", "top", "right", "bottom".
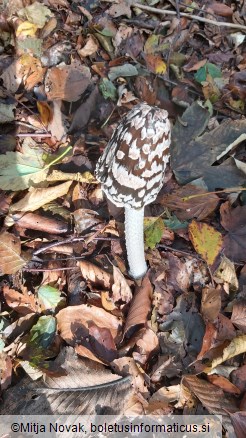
{"left": 124, "top": 206, "right": 147, "bottom": 279}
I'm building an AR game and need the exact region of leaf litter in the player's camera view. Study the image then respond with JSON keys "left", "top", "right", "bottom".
{"left": 0, "top": 1, "right": 246, "bottom": 436}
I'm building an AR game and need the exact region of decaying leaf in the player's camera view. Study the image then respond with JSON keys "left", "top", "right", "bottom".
{"left": 78, "top": 261, "right": 113, "bottom": 290}
{"left": 57, "top": 304, "right": 122, "bottom": 344}
{"left": 122, "top": 275, "right": 152, "bottom": 342}
{"left": 204, "top": 335, "right": 246, "bottom": 372}
{"left": 220, "top": 202, "right": 246, "bottom": 263}
{"left": 0, "top": 231, "right": 26, "bottom": 274}
{"left": 201, "top": 287, "right": 221, "bottom": 322}
{"left": 189, "top": 220, "right": 223, "bottom": 265}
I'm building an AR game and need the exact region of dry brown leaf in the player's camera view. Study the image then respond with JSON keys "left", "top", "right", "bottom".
{"left": 160, "top": 184, "right": 219, "bottom": 220}
{"left": 0, "top": 231, "right": 26, "bottom": 274}
{"left": 201, "top": 287, "right": 221, "bottom": 322}
{"left": 56, "top": 304, "right": 122, "bottom": 344}
{"left": 213, "top": 256, "right": 239, "bottom": 292}
{"left": 78, "top": 35, "right": 99, "bottom": 57}
{"left": 7, "top": 212, "right": 68, "bottom": 234}
{"left": 3, "top": 285, "right": 37, "bottom": 315}
{"left": 122, "top": 275, "right": 152, "bottom": 341}
{"left": 111, "top": 357, "right": 148, "bottom": 397}
{"left": 134, "top": 328, "right": 159, "bottom": 366}
{"left": 10, "top": 181, "right": 72, "bottom": 213}
{"left": 220, "top": 202, "right": 246, "bottom": 263}
{"left": 112, "top": 266, "right": 132, "bottom": 305}
{"left": 231, "top": 365, "right": 246, "bottom": 393}
{"left": 78, "top": 260, "right": 113, "bottom": 290}
{"left": 207, "top": 375, "right": 241, "bottom": 395}
{"left": 88, "top": 322, "right": 118, "bottom": 362}
{"left": 231, "top": 301, "right": 246, "bottom": 333}
{"left": 204, "top": 335, "right": 246, "bottom": 373}
{"left": 208, "top": 2, "right": 233, "bottom": 17}
{"left": 44, "top": 61, "right": 91, "bottom": 102}
{"left": 229, "top": 412, "right": 246, "bottom": 438}
{"left": 183, "top": 375, "right": 237, "bottom": 434}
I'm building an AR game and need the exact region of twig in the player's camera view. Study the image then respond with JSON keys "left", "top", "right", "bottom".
{"left": 17, "top": 133, "right": 52, "bottom": 138}
{"left": 182, "top": 187, "right": 246, "bottom": 201}
{"left": 134, "top": 3, "right": 246, "bottom": 32}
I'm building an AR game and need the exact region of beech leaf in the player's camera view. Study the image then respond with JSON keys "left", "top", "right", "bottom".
{"left": 0, "top": 231, "right": 26, "bottom": 274}
{"left": 10, "top": 181, "right": 72, "bottom": 213}
{"left": 189, "top": 220, "right": 223, "bottom": 265}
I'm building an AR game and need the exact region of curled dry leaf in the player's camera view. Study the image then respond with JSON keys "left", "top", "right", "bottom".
{"left": 78, "top": 260, "right": 113, "bottom": 290}
{"left": 112, "top": 266, "right": 132, "bottom": 305}
{"left": 0, "top": 231, "right": 26, "bottom": 274}
{"left": 56, "top": 304, "right": 122, "bottom": 344}
{"left": 134, "top": 328, "right": 159, "bottom": 366}
{"left": 204, "top": 335, "right": 246, "bottom": 373}
{"left": 213, "top": 256, "right": 239, "bottom": 292}
{"left": 78, "top": 35, "right": 99, "bottom": 57}
{"left": 6, "top": 212, "right": 68, "bottom": 234}
{"left": 122, "top": 275, "right": 152, "bottom": 342}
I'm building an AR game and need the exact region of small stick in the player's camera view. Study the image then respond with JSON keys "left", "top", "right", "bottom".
{"left": 134, "top": 3, "right": 246, "bottom": 31}
{"left": 17, "top": 133, "right": 52, "bottom": 138}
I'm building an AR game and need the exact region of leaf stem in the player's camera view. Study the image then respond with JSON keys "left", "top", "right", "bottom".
{"left": 182, "top": 187, "right": 246, "bottom": 201}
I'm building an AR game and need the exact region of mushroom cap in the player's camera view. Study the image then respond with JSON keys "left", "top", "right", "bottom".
{"left": 95, "top": 103, "right": 171, "bottom": 209}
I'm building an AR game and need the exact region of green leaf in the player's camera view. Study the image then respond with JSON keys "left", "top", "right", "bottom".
{"left": 38, "top": 285, "right": 64, "bottom": 311}
{"left": 164, "top": 215, "right": 188, "bottom": 230}
{"left": 108, "top": 64, "right": 138, "bottom": 81}
{"left": 0, "top": 139, "right": 48, "bottom": 190}
{"left": 30, "top": 315, "right": 56, "bottom": 349}
{"left": 99, "top": 78, "right": 117, "bottom": 101}
{"left": 144, "top": 217, "right": 165, "bottom": 249}
{"left": 195, "top": 62, "right": 222, "bottom": 84}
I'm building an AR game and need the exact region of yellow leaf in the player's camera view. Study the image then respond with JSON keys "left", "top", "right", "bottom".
{"left": 16, "top": 21, "right": 38, "bottom": 37}
{"left": 189, "top": 220, "right": 223, "bottom": 265}
{"left": 204, "top": 335, "right": 246, "bottom": 372}
{"left": 145, "top": 54, "right": 166, "bottom": 75}
{"left": 37, "top": 101, "right": 53, "bottom": 126}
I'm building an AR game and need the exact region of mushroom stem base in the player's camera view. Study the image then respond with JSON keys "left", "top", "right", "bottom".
{"left": 124, "top": 207, "right": 147, "bottom": 279}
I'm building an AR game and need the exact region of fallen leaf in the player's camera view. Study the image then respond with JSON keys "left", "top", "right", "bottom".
{"left": 112, "top": 266, "right": 132, "bottom": 304}
{"left": 45, "top": 61, "right": 91, "bottom": 102}
{"left": 160, "top": 184, "right": 219, "bottom": 220}
{"left": 183, "top": 375, "right": 237, "bottom": 435}
{"left": 3, "top": 286, "right": 37, "bottom": 315}
{"left": 201, "top": 287, "right": 221, "bottom": 322}
{"left": 78, "top": 260, "right": 113, "bottom": 290}
{"left": 231, "top": 301, "right": 246, "bottom": 333}
{"left": 38, "top": 285, "right": 64, "bottom": 311}
{"left": 189, "top": 220, "right": 223, "bottom": 265}
{"left": 78, "top": 35, "right": 99, "bottom": 57}
{"left": 18, "top": 1, "right": 53, "bottom": 28}
{"left": 220, "top": 202, "right": 246, "bottom": 263}
{"left": 207, "top": 375, "right": 241, "bottom": 395}
{"left": 37, "top": 101, "right": 53, "bottom": 126}
{"left": 0, "top": 232, "right": 26, "bottom": 274}
{"left": 0, "top": 139, "right": 48, "bottom": 191}
{"left": 10, "top": 181, "right": 72, "bottom": 213}
{"left": 213, "top": 256, "right": 239, "bottom": 291}
{"left": 144, "top": 53, "right": 167, "bottom": 74}
{"left": 16, "top": 21, "right": 38, "bottom": 37}
{"left": 122, "top": 275, "right": 152, "bottom": 341}
{"left": 57, "top": 304, "right": 122, "bottom": 344}
{"left": 144, "top": 217, "right": 165, "bottom": 250}
{"left": 204, "top": 335, "right": 246, "bottom": 372}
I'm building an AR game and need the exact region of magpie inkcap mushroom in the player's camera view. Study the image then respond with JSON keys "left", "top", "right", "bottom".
{"left": 95, "top": 102, "right": 171, "bottom": 279}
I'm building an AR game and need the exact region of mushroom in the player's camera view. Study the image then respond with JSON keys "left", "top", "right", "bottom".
{"left": 95, "top": 103, "right": 171, "bottom": 279}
